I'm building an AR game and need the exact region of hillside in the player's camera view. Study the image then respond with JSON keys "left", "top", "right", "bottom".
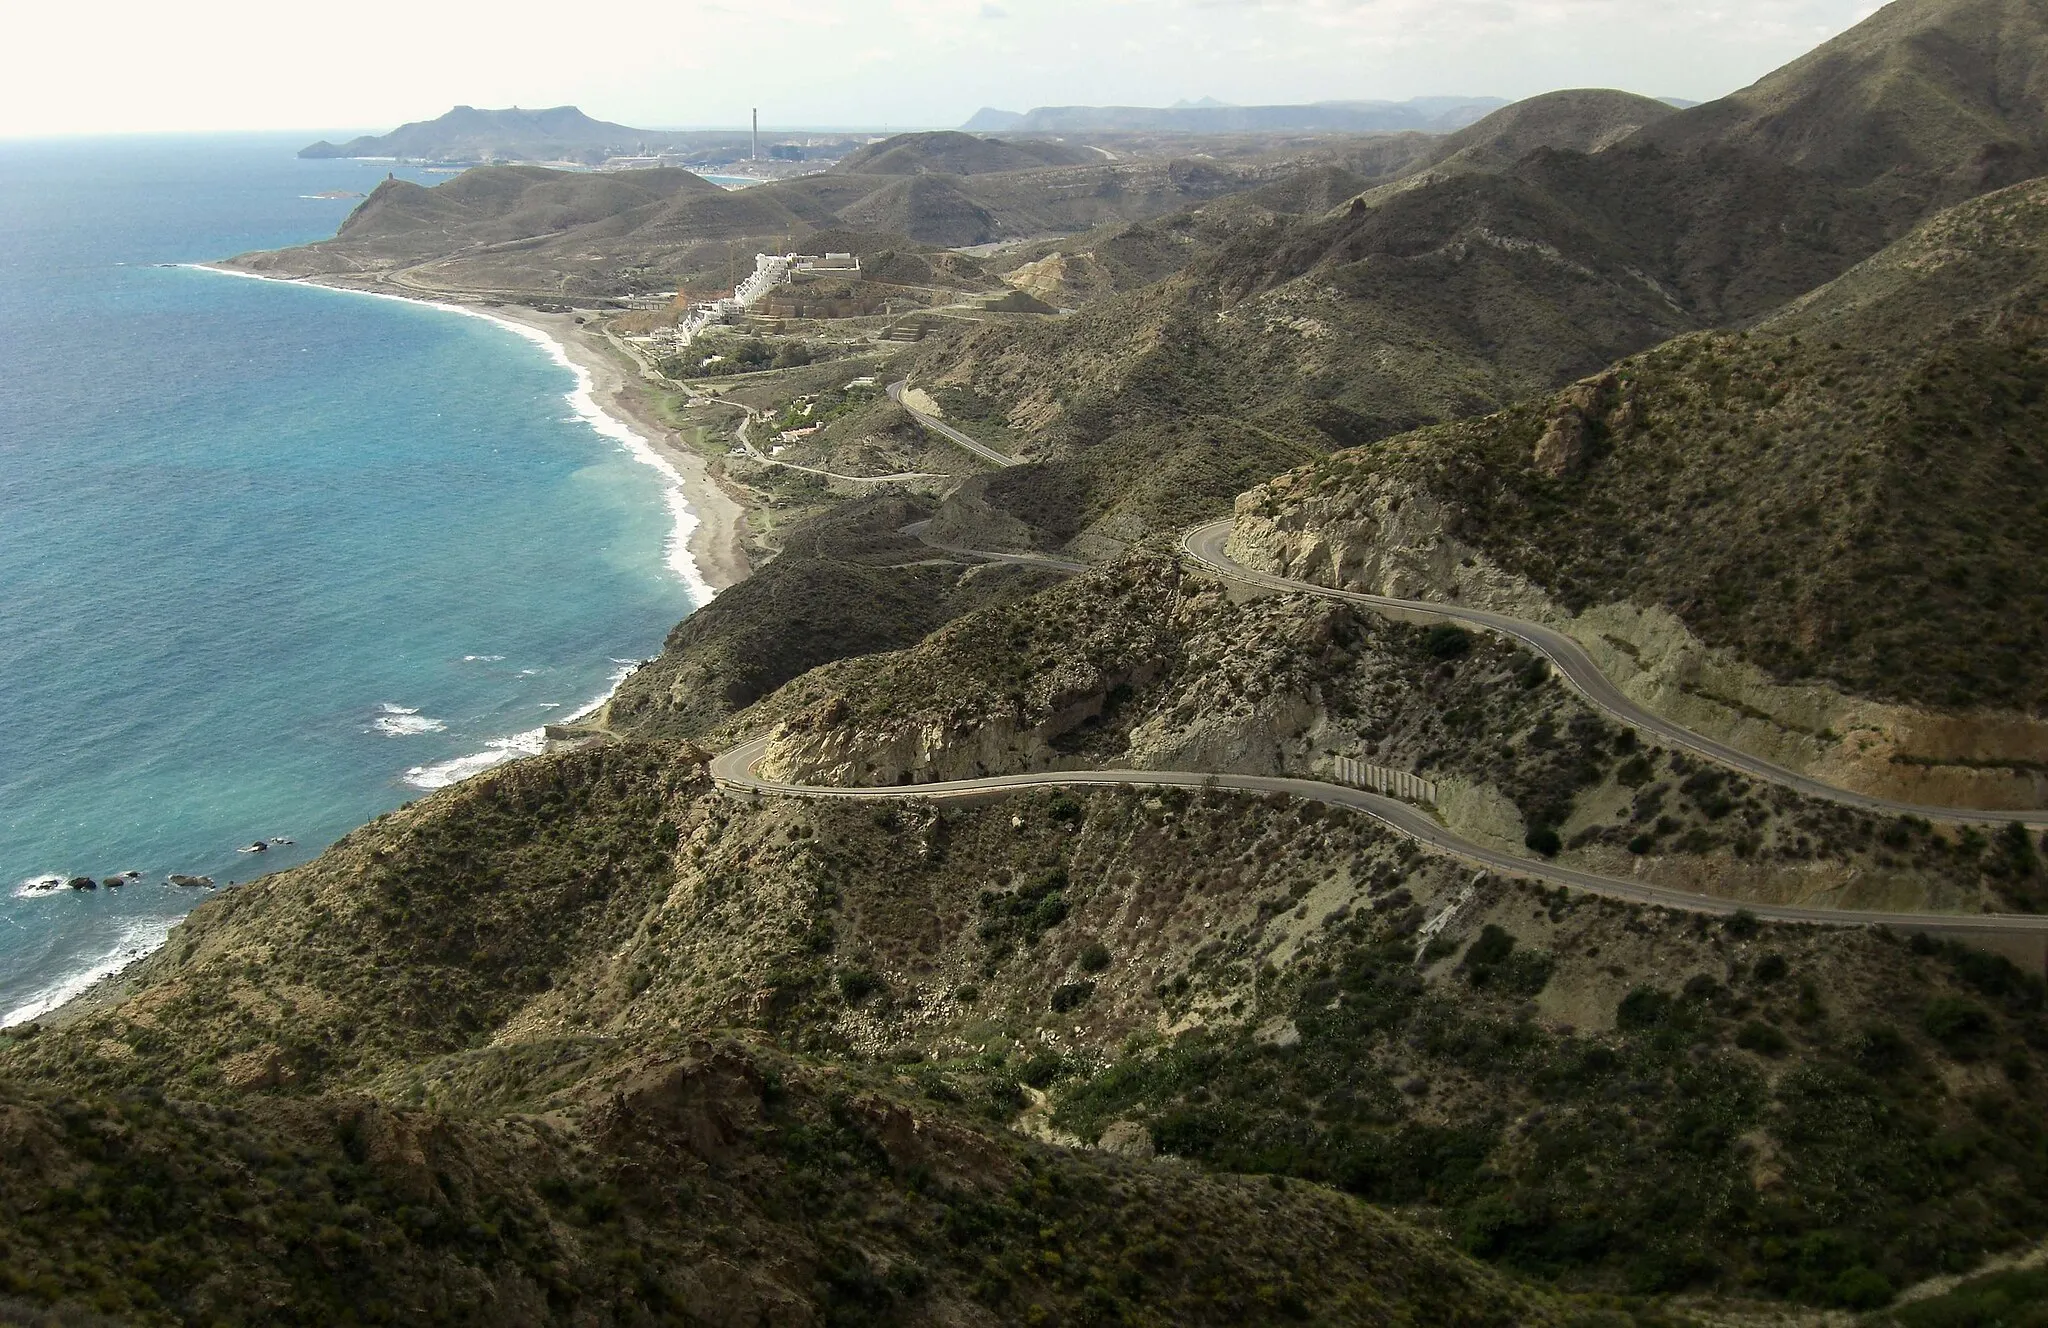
{"left": 1226, "top": 178, "right": 2048, "bottom": 727}
{"left": 1632, "top": 0, "right": 2048, "bottom": 210}
{"left": 604, "top": 496, "right": 1065, "bottom": 741}
{"left": 895, "top": 0, "right": 2048, "bottom": 560}
{"left": 971, "top": 99, "right": 1510, "bottom": 135}
{"left": 299, "top": 104, "right": 663, "bottom": 164}
{"left": 9, "top": 567, "right": 2048, "bottom": 1318}
{"left": 1424, "top": 89, "right": 1679, "bottom": 173}
{"left": 229, "top": 152, "right": 1317, "bottom": 295}
{"left": 834, "top": 131, "right": 1098, "bottom": 175}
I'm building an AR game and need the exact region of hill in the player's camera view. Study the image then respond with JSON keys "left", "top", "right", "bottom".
{"left": 1227, "top": 178, "right": 2048, "bottom": 729}
{"left": 1631, "top": 0, "right": 2048, "bottom": 210}
{"left": 230, "top": 150, "right": 1362, "bottom": 295}
{"left": 1426, "top": 89, "right": 1679, "bottom": 172}
{"left": 833, "top": 130, "right": 1098, "bottom": 175}
{"left": 10, "top": 565, "right": 2048, "bottom": 1318}
{"left": 970, "top": 98, "right": 1510, "bottom": 135}
{"left": 903, "top": 0, "right": 2048, "bottom": 556}
{"left": 299, "top": 104, "right": 663, "bottom": 164}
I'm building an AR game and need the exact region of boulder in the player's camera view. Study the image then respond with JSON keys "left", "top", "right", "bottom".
{"left": 67, "top": 877, "right": 96, "bottom": 891}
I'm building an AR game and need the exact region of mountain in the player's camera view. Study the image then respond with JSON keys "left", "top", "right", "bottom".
{"left": 1631, "top": 0, "right": 2048, "bottom": 210}
{"left": 960, "top": 98, "right": 1509, "bottom": 135}
{"left": 908, "top": 0, "right": 2048, "bottom": 558}
{"left": 960, "top": 106, "right": 1025, "bottom": 132}
{"left": 299, "top": 104, "right": 664, "bottom": 164}
{"left": 832, "top": 130, "right": 1098, "bottom": 175}
{"left": 231, "top": 150, "right": 1340, "bottom": 293}
{"left": 1426, "top": 88, "right": 1679, "bottom": 171}
{"left": 1230, "top": 178, "right": 2048, "bottom": 725}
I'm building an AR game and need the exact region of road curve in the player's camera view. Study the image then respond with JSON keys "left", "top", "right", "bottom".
{"left": 1183, "top": 521, "right": 2048, "bottom": 831}
{"left": 888, "top": 380, "right": 1023, "bottom": 468}
{"left": 709, "top": 739, "right": 2048, "bottom": 945}
{"left": 731, "top": 408, "right": 938, "bottom": 484}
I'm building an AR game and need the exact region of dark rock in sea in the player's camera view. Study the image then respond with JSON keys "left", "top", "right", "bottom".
{"left": 168, "top": 875, "right": 214, "bottom": 888}
{"left": 68, "top": 877, "right": 97, "bottom": 890}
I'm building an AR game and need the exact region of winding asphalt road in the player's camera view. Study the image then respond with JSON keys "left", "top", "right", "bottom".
{"left": 709, "top": 739, "right": 2048, "bottom": 950}
{"left": 705, "top": 413, "right": 2048, "bottom": 958}
{"left": 888, "top": 380, "right": 1023, "bottom": 468}
{"left": 1183, "top": 521, "right": 2048, "bottom": 831}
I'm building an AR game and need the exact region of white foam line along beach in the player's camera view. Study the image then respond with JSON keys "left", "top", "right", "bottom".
{"left": 191, "top": 265, "right": 717, "bottom": 788}
{"left": 3, "top": 919, "right": 175, "bottom": 1027}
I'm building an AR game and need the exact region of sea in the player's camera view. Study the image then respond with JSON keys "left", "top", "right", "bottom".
{"left": 0, "top": 134, "right": 709, "bottom": 1025}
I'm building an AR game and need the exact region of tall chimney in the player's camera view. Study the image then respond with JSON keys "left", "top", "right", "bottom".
{"left": 752, "top": 109, "right": 759, "bottom": 161}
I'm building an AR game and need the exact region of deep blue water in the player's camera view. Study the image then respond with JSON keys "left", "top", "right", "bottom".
{"left": 0, "top": 135, "right": 704, "bottom": 1022}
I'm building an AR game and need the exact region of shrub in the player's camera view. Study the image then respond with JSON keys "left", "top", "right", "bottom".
{"left": 1617, "top": 987, "right": 1677, "bottom": 1030}
{"left": 1753, "top": 953, "right": 1789, "bottom": 983}
{"left": 837, "top": 969, "right": 884, "bottom": 1004}
{"left": 1077, "top": 942, "right": 1112, "bottom": 973}
{"left": 1828, "top": 1266, "right": 1894, "bottom": 1311}
{"left": 1923, "top": 996, "right": 1996, "bottom": 1058}
{"left": 1050, "top": 981, "right": 1097, "bottom": 1013}
{"left": 1525, "top": 826, "right": 1563, "bottom": 857}
{"left": 1463, "top": 925, "right": 1517, "bottom": 969}
{"left": 1724, "top": 910, "right": 1761, "bottom": 939}
{"left": 1735, "top": 1020, "right": 1790, "bottom": 1057}
{"left": 1424, "top": 625, "right": 1473, "bottom": 659}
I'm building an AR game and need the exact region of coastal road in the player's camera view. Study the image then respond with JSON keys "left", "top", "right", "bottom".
{"left": 710, "top": 738, "right": 2048, "bottom": 960}
{"left": 1182, "top": 521, "right": 2048, "bottom": 831}
{"left": 887, "top": 380, "right": 1023, "bottom": 468}
{"left": 730, "top": 408, "right": 938, "bottom": 484}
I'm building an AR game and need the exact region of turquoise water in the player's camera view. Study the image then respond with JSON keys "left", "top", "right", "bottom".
{"left": 0, "top": 136, "right": 705, "bottom": 1022}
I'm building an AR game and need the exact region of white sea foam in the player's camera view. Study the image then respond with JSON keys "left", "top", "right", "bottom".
{"left": 462, "top": 654, "right": 506, "bottom": 663}
{"left": 403, "top": 728, "right": 549, "bottom": 790}
{"left": 190, "top": 266, "right": 709, "bottom": 794}
{"left": 371, "top": 704, "right": 447, "bottom": 736}
{"left": 2, "top": 918, "right": 175, "bottom": 1028}
{"left": 188, "top": 264, "right": 717, "bottom": 607}
{"left": 403, "top": 662, "right": 634, "bottom": 791}
{"left": 14, "top": 876, "right": 64, "bottom": 898}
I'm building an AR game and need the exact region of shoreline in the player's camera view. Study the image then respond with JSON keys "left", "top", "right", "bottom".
{"left": 192, "top": 264, "right": 753, "bottom": 598}
{"left": 22, "top": 268, "right": 759, "bottom": 1031}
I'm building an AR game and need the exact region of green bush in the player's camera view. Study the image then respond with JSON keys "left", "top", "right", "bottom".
{"left": 838, "top": 969, "right": 884, "bottom": 1004}
{"left": 1735, "top": 1020, "right": 1791, "bottom": 1057}
{"left": 1050, "top": 981, "right": 1097, "bottom": 1013}
{"left": 1923, "top": 996, "right": 1996, "bottom": 1058}
{"left": 1423, "top": 625, "right": 1474, "bottom": 659}
{"left": 1526, "top": 826, "right": 1563, "bottom": 857}
{"left": 1078, "top": 942, "right": 1112, "bottom": 973}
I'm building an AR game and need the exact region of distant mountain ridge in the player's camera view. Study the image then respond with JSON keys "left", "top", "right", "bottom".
{"left": 961, "top": 98, "right": 1508, "bottom": 135}
{"left": 300, "top": 105, "right": 670, "bottom": 164}
{"left": 832, "top": 131, "right": 1098, "bottom": 175}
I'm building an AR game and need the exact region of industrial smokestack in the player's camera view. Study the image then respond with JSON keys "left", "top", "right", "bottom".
{"left": 751, "top": 109, "right": 758, "bottom": 161}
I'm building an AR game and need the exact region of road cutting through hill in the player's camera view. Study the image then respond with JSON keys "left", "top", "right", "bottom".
{"left": 1181, "top": 520, "right": 2048, "bottom": 831}
{"left": 710, "top": 738, "right": 2048, "bottom": 965}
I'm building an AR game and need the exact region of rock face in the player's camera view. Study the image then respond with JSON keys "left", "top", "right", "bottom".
{"left": 1225, "top": 471, "right": 1553, "bottom": 619}
{"left": 1531, "top": 372, "right": 1621, "bottom": 477}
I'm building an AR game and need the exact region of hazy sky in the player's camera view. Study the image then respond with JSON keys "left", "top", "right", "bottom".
{"left": 4, "top": 0, "right": 1886, "bottom": 137}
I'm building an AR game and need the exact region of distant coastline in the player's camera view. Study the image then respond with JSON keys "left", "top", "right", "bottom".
{"left": 189, "top": 263, "right": 749, "bottom": 793}
{"left": 191, "top": 264, "right": 749, "bottom": 598}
